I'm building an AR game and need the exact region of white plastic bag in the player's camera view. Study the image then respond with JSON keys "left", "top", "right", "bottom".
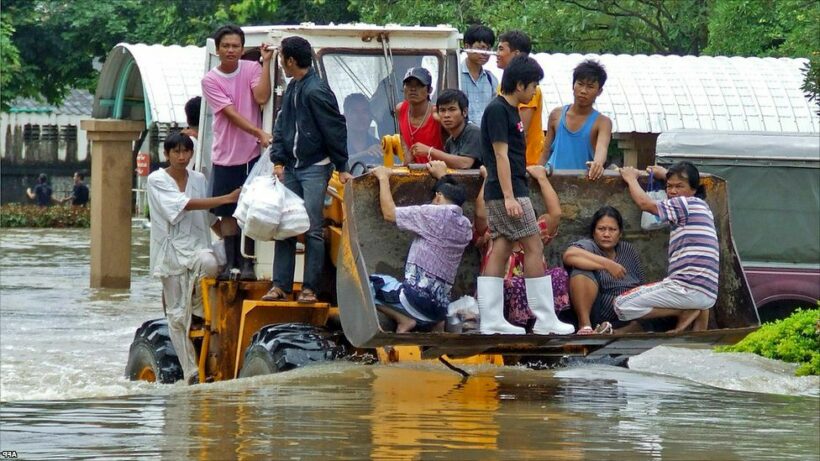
{"left": 239, "top": 176, "right": 285, "bottom": 241}
{"left": 245, "top": 148, "right": 274, "bottom": 186}
{"left": 641, "top": 168, "right": 669, "bottom": 231}
{"left": 211, "top": 239, "right": 227, "bottom": 267}
{"left": 234, "top": 151, "right": 274, "bottom": 226}
{"left": 446, "top": 296, "right": 479, "bottom": 333}
{"left": 273, "top": 183, "right": 310, "bottom": 240}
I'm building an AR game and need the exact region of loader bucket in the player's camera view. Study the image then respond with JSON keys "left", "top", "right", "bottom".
{"left": 336, "top": 168, "right": 758, "bottom": 353}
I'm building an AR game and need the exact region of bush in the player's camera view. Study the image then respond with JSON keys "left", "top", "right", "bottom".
{"left": 0, "top": 203, "right": 90, "bottom": 228}
{"left": 717, "top": 305, "right": 820, "bottom": 376}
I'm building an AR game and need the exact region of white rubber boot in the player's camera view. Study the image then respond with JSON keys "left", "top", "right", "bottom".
{"left": 477, "top": 276, "right": 526, "bottom": 334}
{"left": 526, "top": 275, "right": 575, "bottom": 335}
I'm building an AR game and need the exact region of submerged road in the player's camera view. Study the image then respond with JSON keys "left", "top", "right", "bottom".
{"left": 0, "top": 228, "right": 818, "bottom": 460}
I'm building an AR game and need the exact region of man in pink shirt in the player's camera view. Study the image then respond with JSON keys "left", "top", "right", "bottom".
{"left": 202, "top": 25, "right": 272, "bottom": 280}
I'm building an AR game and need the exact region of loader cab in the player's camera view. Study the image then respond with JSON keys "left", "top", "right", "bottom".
{"left": 197, "top": 24, "right": 462, "bottom": 280}
{"left": 198, "top": 24, "right": 462, "bottom": 176}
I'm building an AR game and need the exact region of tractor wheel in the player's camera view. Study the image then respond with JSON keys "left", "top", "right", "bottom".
{"left": 125, "top": 319, "right": 184, "bottom": 384}
{"left": 238, "top": 323, "right": 343, "bottom": 378}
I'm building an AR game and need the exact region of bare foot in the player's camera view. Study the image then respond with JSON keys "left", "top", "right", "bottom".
{"left": 395, "top": 317, "right": 417, "bottom": 333}
{"left": 692, "top": 310, "right": 710, "bottom": 331}
{"left": 668, "top": 310, "right": 700, "bottom": 334}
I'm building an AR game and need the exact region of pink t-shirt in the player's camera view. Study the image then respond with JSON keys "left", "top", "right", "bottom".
{"left": 201, "top": 60, "right": 263, "bottom": 166}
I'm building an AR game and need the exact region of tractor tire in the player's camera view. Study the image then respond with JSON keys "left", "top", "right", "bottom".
{"left": 125, "top": 319, "right": 184, "bottom": 384}
{"left": 238, "top": 323, "right": 343, "bottom": 378}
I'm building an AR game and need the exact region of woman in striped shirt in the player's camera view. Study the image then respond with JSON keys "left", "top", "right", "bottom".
{"left": 616, "top": 162, "right": 719, "bottom": 333}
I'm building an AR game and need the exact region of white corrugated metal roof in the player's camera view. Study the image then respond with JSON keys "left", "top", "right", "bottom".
{"left": 93, "top": 43, "right": 205, "bottom": 125}
{"left": 484, "top": 53, "right": 819, "bottom": 134}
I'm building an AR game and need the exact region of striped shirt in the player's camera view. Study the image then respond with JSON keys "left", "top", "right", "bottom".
{"left": 656, "top": 196, "right": 719, "bottom": 297}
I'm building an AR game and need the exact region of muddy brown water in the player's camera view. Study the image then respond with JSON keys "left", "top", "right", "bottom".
{"left": 1, "top": 228, "right": 818, "bottom": 460}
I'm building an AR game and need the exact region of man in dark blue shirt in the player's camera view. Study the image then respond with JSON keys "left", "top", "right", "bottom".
{"left": 61, "top": 171, "right": 90, "bottom": 206}
{"left": 27, "top": 173, "right": 54, "bottom": 207}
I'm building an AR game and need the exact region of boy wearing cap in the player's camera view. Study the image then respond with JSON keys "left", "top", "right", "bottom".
{"left": 495, "top": 30, "right": 544, "bottom": 166}
{"left": 396, "top": 67, "right": 443, "bottom": 163}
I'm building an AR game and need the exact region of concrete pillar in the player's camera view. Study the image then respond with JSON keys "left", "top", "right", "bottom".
{"left": 80, "top": 119, "right": 144, "bottom": 288}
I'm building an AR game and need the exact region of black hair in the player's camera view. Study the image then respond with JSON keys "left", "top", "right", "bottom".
{"left": 344, "top": 93, "right": 370, "bottom": 112}
{"left": 498, "top": 30, "right": 532, "bottom": 54}
{"left": 213, "top": 25, "right": 244, "bottom": 48}
{"left": 573, "top": 59, "right": 607, "bottom": 87}
{"left": 37, "top": 173, "right": 47, "bottom": 184}
{"left": 436, "top": 89, "right": 469, "bottom": 114}
{"left": 184, "top": 96, "right": 201, "bottom": 128}
{"left": 164, "top": 132, "right": 194, "bottom": 153}
{"left": 74, "top": 171, "right": 85, "bottom": 181}
{"left": 666, "top": 161, "right": 706, "bottom": 199}
{"left": 588, "top": 205, "right": 624, "bottom": 238}
{"left": 464, "top": 25, "right": 495, "bottom": 46}
{"left": 433, "top": 175, "right": 466, "bottom": 207}
{"left": 500, "top": 55, "right": 543, "bottom": 94}
{"left": 281, "top": 36, "right": 313, "bottom": 69}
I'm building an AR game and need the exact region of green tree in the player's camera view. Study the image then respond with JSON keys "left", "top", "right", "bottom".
{"left": 230, "top": 0, "right": 358, "bottom": 24}
{"left": 350, "top": 0, "right": 711, "bottom": 55}
{"left": 0, "top": 0, "right": 241, "bottom": 110}
{"left": 0, "top": 0, "right": 360, "bottom": 111}
{"left": 705, "top": 0, "right": 819, "bottom": 57}
{"left": 0, "top": 20, "right": 24, "bottom": 110}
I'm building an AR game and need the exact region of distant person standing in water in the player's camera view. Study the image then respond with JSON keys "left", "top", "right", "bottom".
{"left": 61, "top": 171, "right": 90, "bottom": 207}
{"left": 27, "top": 173, "right": 54, "bottom": 207}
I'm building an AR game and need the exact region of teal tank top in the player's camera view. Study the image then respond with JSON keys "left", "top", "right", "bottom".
{"left": 548, "top": 105, "right": 599, "bottom": 170}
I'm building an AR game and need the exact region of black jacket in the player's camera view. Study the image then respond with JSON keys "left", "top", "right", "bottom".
{"left": 270, "top": 68, "right": 348, "bottom": 172}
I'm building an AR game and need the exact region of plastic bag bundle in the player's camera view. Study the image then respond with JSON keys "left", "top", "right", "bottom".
{"left": 641, "top": 168, "right": 669, "bottom": 231}
{"left": 446, "top": 296, "right": 479, "bottom": 333}
{"left": 237, "top": 176, "right": 284, "bottom": 241}
{"left": 273, "top": 184, "right": 310, "bottom": 240}
{"left": 234, "top": 150, "right": 274, "bottom": 228}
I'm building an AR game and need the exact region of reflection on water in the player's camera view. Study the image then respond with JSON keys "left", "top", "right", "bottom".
{"left": 2, "top": 364, "right": 819, "bottom": 460}
{"left": 1, "top": 228, "right": 818, "bottom": 460}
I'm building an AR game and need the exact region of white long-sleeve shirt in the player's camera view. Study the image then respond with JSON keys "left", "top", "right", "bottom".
{"left": 147, "top": 169, "right": 215, "bottom": 278}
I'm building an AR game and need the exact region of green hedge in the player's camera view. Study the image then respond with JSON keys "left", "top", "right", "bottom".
{"left": 717, "top": 306, "right": 820, "bottom": 376}
{"left": 0, "top": 203, "right": 90, "bottom": 228}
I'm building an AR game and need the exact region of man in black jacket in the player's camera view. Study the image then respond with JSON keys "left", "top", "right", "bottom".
{"left": 264, "top": 36, "right": 352, "bottom": 303}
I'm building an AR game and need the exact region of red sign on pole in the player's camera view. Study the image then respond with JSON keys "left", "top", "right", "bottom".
{"left": 136, "top": 152, "right": 150, "bottom": 176}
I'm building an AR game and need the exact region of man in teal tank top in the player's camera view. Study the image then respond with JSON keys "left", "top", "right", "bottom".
{"left": 539, "top": 60, "right": 612, "bottom": 180}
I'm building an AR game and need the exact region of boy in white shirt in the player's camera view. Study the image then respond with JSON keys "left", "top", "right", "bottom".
{"left": 147, "top": 132, "right": 240, "bottom": 384}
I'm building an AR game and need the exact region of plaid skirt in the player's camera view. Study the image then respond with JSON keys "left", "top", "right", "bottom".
{"left": 486, "top": 197, "right": 539, "bottom": 241}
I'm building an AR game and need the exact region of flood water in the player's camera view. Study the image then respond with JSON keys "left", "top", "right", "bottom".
{"left": 1, "top": 228, "right": 818, "bottom": 460}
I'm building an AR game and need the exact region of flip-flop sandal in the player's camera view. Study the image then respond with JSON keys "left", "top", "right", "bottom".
{"left": 297, "top": 290, "right": 318, "bottom": 303}
{"left": 594, "top": 321, "right": 613, "bottom": 335}
{"left": 577, "top": 326, "right": 595, "bottom": 335}
{"left": 261, "top": 286, "right": 287, "bottom": 301}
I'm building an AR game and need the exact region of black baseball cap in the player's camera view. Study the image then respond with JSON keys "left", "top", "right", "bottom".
{"left": 403, "top": 67, "right": 432, "bottom": 87}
